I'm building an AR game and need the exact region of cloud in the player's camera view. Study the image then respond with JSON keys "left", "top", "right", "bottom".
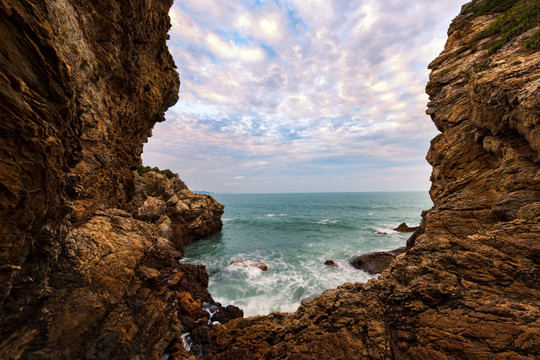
{"left": 143, "top": 0, "right": 467, "bottom": 193}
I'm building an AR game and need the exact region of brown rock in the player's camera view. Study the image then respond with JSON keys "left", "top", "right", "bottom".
{"left": 141, "top": 170, "right": 225, "bottom": 250}
{"left": 394, "top": 222, "right": 420, "bottom": 232}
{"left": 324, "top": 260, "right": 339, "bottom": 268}
{"left": 71, "top": 199, "right": 100, "bottom": 226}
{"left": 137, "top": 196, "right": 167, "bottom": 222}
{"left": 0, "top": 0, "right": 222, "bottom": 358}
{"left": 229, "top": 259, "right": 269, "bottom": 271}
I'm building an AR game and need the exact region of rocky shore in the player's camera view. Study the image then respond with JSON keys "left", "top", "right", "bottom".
{"left": 0, "top": 0, "right": 539, "bottom": 359}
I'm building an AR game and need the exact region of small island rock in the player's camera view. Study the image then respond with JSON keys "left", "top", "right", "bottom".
{"left": 393, "top": 222, "right": 420, "bottom": 233}
{"left": 324, "top": 260, "right": 338, "bottom": 268}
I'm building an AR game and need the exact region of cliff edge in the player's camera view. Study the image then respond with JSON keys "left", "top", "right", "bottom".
{"left": 193, "top": 2, "right": 540, "bottom": 359}
{"left": 0, "top": 1, "right": 227, "bottom": 359}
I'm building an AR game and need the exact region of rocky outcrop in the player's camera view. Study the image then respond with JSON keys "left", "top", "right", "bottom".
{"left": 138, "top": 169, "right": 224, "bottom": 252}
{"left": 195, "top": 2, "right": 540, "bottom": 359}
{"left": 0, "top": 1, "right": 227, "bottom": 358}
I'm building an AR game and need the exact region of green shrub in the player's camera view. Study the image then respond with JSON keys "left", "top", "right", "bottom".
{"left": 461, "top": 0, "right": 540, "bottom": 53}
{"left": 137, "top": 165, "right": 153, "bottom": 177}
{"left": 160, "top": 169, "right": 176, "bottom": 179}
{"left": 524, "top": 28, "right": 540, "bottom": 48}
{"left": 137, "top": 165, "right": 177, "bottom": 179}
{"left": 461, "top": 0, "right": 520, "bottom": 17}
{"left": 474, "top": 59, "right": 491, "bottom": 72}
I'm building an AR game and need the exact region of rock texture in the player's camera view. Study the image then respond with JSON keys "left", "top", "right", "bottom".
{"left": 139, "top": 170, "right": 224, "bottom": 252}
{"left": 0, "top": 1, "right": 228, "bottom": 359}
{"left": 195, "top": 4, "right": 540, "bottom": 359}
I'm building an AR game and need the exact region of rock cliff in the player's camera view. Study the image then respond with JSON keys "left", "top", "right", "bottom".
{"left": 193, "top": 2, "right": 540, "bottom": 359}
{"left": 0, "top": 1, "right": 227, "bottom": 359}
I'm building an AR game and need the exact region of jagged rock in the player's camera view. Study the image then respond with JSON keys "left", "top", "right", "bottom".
{"left": 71, "top": 199, "right": 100, "bottom": 226}
{"left": 137, "top": 196, "right": 167, "bottom": 222}
{"left": 141, "top": 170, "right": 224, "bottom": 249}
{"left": 229, "top": 259, "right": 269, "bottom": 271}
{"left": 196, "top": 4, "right": 540, "bottom": 359}
{"left": 350, "top": 247, "right": 406, "bottom": 274}
{"left": 393, "top": 222, "right": 420, "bottom": 232}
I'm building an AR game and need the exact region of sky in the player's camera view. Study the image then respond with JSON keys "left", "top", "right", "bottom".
{"left": 142, "top": 0, "right": 467, "bottom": 193}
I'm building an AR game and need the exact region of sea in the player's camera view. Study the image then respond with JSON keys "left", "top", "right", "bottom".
{"left": 181, "top": 192, "right": 432, "bottom": 317}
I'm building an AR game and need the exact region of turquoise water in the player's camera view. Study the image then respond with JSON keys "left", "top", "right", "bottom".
{"left": 181, "top": 192, "right": 432, "bottom": 316}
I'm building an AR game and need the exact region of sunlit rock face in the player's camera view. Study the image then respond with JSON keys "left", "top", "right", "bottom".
{"left": 0, "top": 1, "right": 228, "bottom": 359}
{"left": 194, "top": 3, "right": 540, "bottom": 359}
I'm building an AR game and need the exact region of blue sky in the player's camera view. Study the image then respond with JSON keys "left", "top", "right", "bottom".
{"left": 142, "top": 0, "right": 466, "bottom": 193}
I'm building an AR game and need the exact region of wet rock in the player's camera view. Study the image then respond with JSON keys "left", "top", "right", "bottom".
{"left": 229, "top": 259, "right": 269, "bottom": 271}
{"left": 203, "top": 302, "right": 244, "bottom": 325}
{"left": 393, "top": 222, "right": 420, "bottom": 232}
{"left": 350, "top": 247, "right": 406, "bottom": 274}
{"left": 324, "top": 260, "right": 339, "bottom": 268}
{"left": 376, "top": 231, "right": 387, "bottom": 235}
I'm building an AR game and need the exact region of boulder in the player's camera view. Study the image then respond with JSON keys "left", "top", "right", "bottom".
{"left": 324, "top": 260, "right": 339, "bottom": 268}
{"left": 350, "top": 247, "right": 406, "bottom": 274}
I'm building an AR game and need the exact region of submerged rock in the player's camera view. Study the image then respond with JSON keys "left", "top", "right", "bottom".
{"left": 229, "top": 259, "right": 269, "bottom": 271}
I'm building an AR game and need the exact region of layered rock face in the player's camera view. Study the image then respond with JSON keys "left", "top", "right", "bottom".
{"left": 195, "top": 4, "right": 540, "bottom": 359}
{"left": 0, "top": 1, "right": 227, "bottom": 359}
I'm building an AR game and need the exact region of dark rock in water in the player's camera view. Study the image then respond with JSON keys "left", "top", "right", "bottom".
{"left": 376, "top": 231, "right": 387, "bottom": 235}
{"left": 324, "top": 260, "right": 339, "bottom": 268}
{"left": 350, "top": 247, "right": 406, "bottom": 274}
{"left": 229, "top": 259, "right": 268, "bottom": 271}
{"left": 394, "top": 222, "right": 420, "bottom": 232}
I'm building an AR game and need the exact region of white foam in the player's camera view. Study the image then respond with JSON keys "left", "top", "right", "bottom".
{"left": 317, "top": 219, "right": 338, "bottom": 224}
{"left": 181, "top": 333, "right": 192, "bottom": 351}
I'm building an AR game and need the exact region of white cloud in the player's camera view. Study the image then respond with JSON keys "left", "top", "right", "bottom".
{"left": 143, "top": 0, "right": 467, "bottom": 193}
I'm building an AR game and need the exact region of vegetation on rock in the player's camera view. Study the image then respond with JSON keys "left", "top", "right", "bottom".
{"left": 138, "top": 165, "right": 176, "bottom": 179}
{"left": 461, "top": 0, "right": 540, "bottom": 52}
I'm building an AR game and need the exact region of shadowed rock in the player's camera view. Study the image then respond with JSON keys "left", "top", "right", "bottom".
{"left": 350, "top": 247, "right": 406, "bottom": 274}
